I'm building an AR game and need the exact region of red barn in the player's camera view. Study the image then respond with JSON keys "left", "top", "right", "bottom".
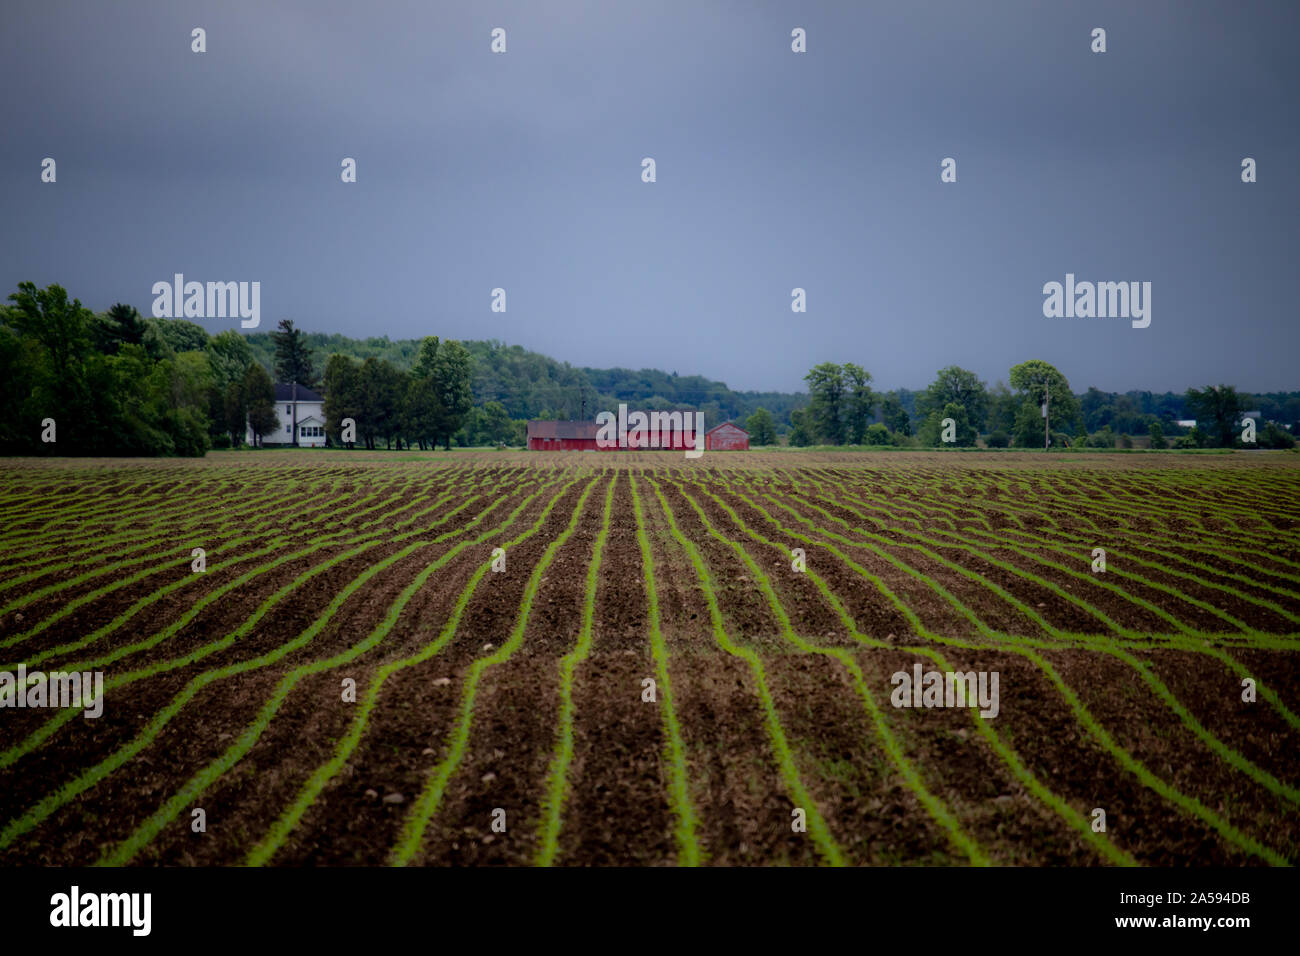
{"left": 527, "top": 420, "right": 603, "bottom": 451}
{"left": 528, "top": 412, "right": 734, "bottom": 451}
{"left": 705, "top": 422, "right": 749, "bottom": 450}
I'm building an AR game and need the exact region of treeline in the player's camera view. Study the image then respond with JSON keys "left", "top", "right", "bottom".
{"left": 0, "top": 283, "right": 269, "bottom": 456}
{"left": 318, "top": 339, "right": 475, "bottom": 450}
{"left": 789, "top": 361, "right": 1298, "bottom": 450}
{"left": 252, "top": 331, "right": 516, "bottom": 449}
{"left": 0, "top": 283, "right": 483, "bottom": 456}
{"left": 243, "top": 333, "right": 802, "bottom": 425}
{"left": 5, "top": 280, "right": 1296, "bottom": 456}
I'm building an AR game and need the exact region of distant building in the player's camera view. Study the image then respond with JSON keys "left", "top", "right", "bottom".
{"left": 1240, "top": 410, "right": 1262, "bottom": 421}
{"left": 249, "top": 383, "right": 326, "bottom": 447}
{"left": 527, "top": 410, "right": 712, "bottom": 451}
{"left": 705, "top": 422, "right": 749, "bottom": 451}
{"left": 1175, "top": 419, "right": 1197, "bottom": 429}
{"left": 526, "top": 420, "right": 602, "bottom": 451}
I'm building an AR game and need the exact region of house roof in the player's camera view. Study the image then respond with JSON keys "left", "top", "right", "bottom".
{"left": 706, "top": 422, "right": 748, "bottom": 435}
{"left": 527, "top": 420, "right": 600, "bottom": 440}
{"left": 274, "top": 383, "right": 324, "bottom": 402}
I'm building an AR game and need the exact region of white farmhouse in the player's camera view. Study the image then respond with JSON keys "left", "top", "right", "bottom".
{"left": 248, "top": 383, "right": 327, "bottom": 447}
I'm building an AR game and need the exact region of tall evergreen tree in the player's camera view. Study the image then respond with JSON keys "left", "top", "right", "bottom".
{"left": 272, "top": 318, "right": 315, "bottom": 386}
{"left": 97, "top": 302, "right": 147, "bottom": 354}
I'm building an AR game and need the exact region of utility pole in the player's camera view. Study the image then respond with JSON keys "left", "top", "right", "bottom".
{"left": 291, "top": 380, "right": 298, "bottom": 448}
{"left": 1044, "top": 380, "right": 1050, "bottom": 451}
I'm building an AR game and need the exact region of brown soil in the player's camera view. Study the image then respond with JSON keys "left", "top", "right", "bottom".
{"left": 1, "top": 453, "right": 1297, "bottom": 867}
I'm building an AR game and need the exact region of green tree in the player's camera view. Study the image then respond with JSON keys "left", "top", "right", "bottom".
{"left": 207, "top": 330, "right": 254, "bottom": 388}
{"left": 358, "top": 357, "right": 405, "bottom": 450}
{"left": 1148, "top": 420, "right": 1167, "bottom": 450}
{"left": 986, "top": 381, "right": 1018, "bottom": 433}
{"left": 919, "top": 401, "right": 976, "bottom": 446}
{"left": 1261, "top": 421, "right": 1296, "bottom": 449}
{"left": 864, "top": 423, "right": 891, "bottom": 445}
{"left": 206, "top": 329, "right": 254, "bottom": 445}
{"left": 1185, "top": 384, "right": 1242, "bottom": 448}
{"left": 140, "top": 319, "right": 176, "bottom": 361}
{"left": 788, "top": 408, "right": 814, "bottom": 447}
{"left": 918, "top": 366, "right": 988, "bottom": 433}
{"left": 3, "top": 282, "right": 99, "bottom": 450}
{"left": 413, "top": 335, "right": 442, "bottom": 379}
{"left": 107, "top": 345, "right": 171, "bottom": 455}
{"left": 879, "top": 392, "right": 912, "bottom": 436}
{"left": 151, "top": 318, "right": 209, "bottom": 355}
{"left": 402, "top": 374, "right": 441, "bottom": 449}
{"left": 5, "top": 282, "right": 92, "bottom": 378}
{"left": 479, "top": 401, "right": 512, "bottom": 445}
{"left": 804, "top": 362, "right": 845, "bottom": 444}
{"left": 222, "top": 379, "right": 247, "bottom": 447}
{"left": 745, "top": 407, "right": 777, "bottom": 446}
{"left": 243, "top": 362, "right": 278, "bottom": 446}
{"left": 0, "top": 325, "right": 39, "bottom": 453}
{"left": 1009, "top": 359, "right": 1080, "bottom": 448}
{"left": 323, "top": 354, "right": 362, "bottom": 446}
{"left": 842, "top": 363, "right": 874, "bottom": 444}
{"left": 1083, "top": 427, "right": 1115, "bottom": 448}
{"left": 272, "top": 318, "right": 316, "bottom": 387}
{"left": 2, "top": 282, "right": 217, "bottom": 457}
{"left": 161, "top": 351, "right": 214, "bottom": 456}
{"left": 95, "top": 302, "right": 147, "bottom": 355}
{"left": 429, "top": 340, "right": 474, "bottom": 450}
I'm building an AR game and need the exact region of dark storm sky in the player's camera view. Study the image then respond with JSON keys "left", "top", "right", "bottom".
{"left": 2, "top": 0, "right": 1296, "bottom": 394}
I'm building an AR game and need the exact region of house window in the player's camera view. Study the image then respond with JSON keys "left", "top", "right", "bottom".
{"left": 285, "top": 424, "right": 291, "bottom": 433}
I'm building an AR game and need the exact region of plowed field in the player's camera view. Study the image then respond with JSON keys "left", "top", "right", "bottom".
{"left": 2, "top": 451, "right": 1297, "bottom": 866}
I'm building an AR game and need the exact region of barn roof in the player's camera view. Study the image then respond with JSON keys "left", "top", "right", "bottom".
{"left": 527, "top": 420, "right": 600, "bottom": 440}
{"left": 706, "top": 421, "right": 748, "bottom": 435}
{"left": 274, "top": 383, "right": 324, "bottom": 402}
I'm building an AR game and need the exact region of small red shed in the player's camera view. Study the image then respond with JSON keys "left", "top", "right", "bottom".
{"left": 705, "top": 422, "right": 749, "bottom": 451}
